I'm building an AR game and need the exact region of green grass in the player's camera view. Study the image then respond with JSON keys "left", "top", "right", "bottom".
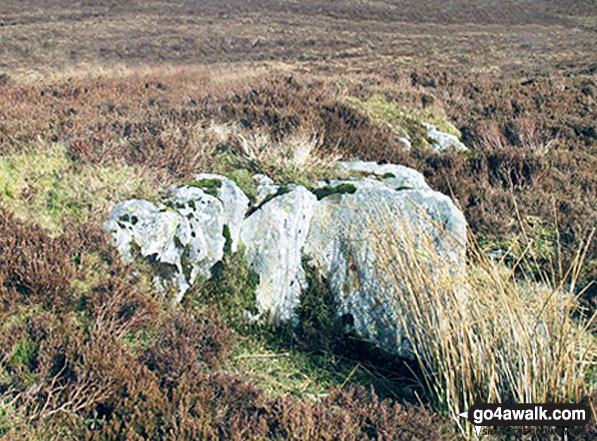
{"left": 0, "top": 142, "right": 159, "bottom": 234}
{"left": 180, "top": 242, "right": 412, "bottom": 402}
{"left": 184, "top": 246, "right": 260, "bottom": 331}
{"left": 348, "top": 94, "right": 462, "bottom": 151}
{"left": 8, "top": 338, "right": 37, "bottom": 371}
{"left": 226, "top": 326, "right": 411, "bottom": 401}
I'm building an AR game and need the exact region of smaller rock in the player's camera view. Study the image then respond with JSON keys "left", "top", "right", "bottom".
{"left": 398, "top": 135, "right": 412, "bottom": 149}
{"left": 338, "top": 160, "right": 430, "bottom": 190}
{"left": 251, "top": 174, "right": 280, "bottom": 206}
{"left": 252, "top": 173, "right": 274, "bottom": 186}
{"left": 254, "top": 183, "right": 281, "bottom": 207}
{"left": 421, "top": 122, "right": 469, "bottom": 153}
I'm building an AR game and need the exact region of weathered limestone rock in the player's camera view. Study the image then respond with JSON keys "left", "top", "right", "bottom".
{"left": 397, "top": 135, "right": 412, "bottom": 149}
{"left": 192, "top": 173, "right": 250, "bottom": 255}
{"left": 104, "top": 161, "right": 467, "bottom": 357}
{"left": 251, "top": 173, "right": 274, "bottom": 186}
{"left": 303, "top": 162, "right": 466, "bottom": 357}
{"left": 240, "top": 185, "right": 317, "bottom": 322}
{"left": 103, "top": 175, "right": 248, "bottom": 301}
{"left": 337, "top": 160, "right": 430, "bottom": 190}
{"left": 253, "top": 182, "right": 280, "bottom": 207}
{"left": 102, "top": 199, "right": 175, "bottom": 264}
{"left": 422, "top": 122, "right": 469, "bottom": 153}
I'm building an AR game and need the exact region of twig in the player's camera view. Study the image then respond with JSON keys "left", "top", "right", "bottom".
{"left": 340, "top": 363, "right": 360, "bottom": 389}
{"left": 234, "top": 352, "right": 290, "bottom": 360}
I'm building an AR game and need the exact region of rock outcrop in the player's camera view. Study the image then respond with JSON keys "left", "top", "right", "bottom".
{"left": 103, "top": 174, "right": 249, "bottom": 301}
{"left": 304, "top": 162, "right": 466, "bottom": 356}
{"left": 104, "top": 161, "right": 466, "bottom": 356}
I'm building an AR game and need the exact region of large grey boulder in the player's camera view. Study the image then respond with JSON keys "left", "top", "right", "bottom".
{"left": 240, "top": 185, "right": 317, "bottom": 322}
{"left": 303, "top": 162, "right": 466, "bottom": 357}
{"left": 103, "top": 175, "right": 248, "bottom": 301}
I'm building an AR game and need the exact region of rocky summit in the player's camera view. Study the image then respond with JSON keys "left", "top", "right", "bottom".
{"left": 104, "top": 161, "right": 466, "bottom": 356}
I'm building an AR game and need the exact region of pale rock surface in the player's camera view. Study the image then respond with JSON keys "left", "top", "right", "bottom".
{"left": 397, "top": 135, "right": 412, "bottom": 149}
{"left": 337, "top": 160, "right": 430, "bottom": 190}
{"left": 303, "top": 162, "right": 466, "bottom": 357}
{"left": 240, "top": 185, "right": 317, "bottom": 322}
{"left": 105, "top": 161, "right": 467, "bottom": 357}
{"left": 252, "top": 173, "right": 274, "bottom": 186}
{"left": 103, "top": 175, "right": 248, "bottom": 301}
{"left": 422, "top": 122, "right": 469, "bottom": 153}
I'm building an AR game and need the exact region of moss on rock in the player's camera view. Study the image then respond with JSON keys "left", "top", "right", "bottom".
{"left": 313, "top": 183, "right": 357, "bottom": 200}
{"left": 184, "top": 178, "right": 222, "bottom": 199}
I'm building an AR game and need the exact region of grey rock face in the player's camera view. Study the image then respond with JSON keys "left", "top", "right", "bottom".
{"left": 103, "top": 175, "right": 249, "bottom": 301}
{"left": 102, "top": 199, "right": 173, "bottom": 264}
{"left": 251, "top": 173, "right": 274, "bottom": 186}
{"left": 104, "top": 161, "right": 467, "bottom": 357}
{"left": 240, "top": 185, "right": 317, "bottom": 322}
{"left": 337, "top": 160, "right": 430, "bottom": 190}
{"left": 303, "top": 175, "right": 466, "bottom": 357}
{"left": 254, "top": 183, "right": 281, "bottom": 207}
{"left": 422, "top": 122, "right": 469, "bottom": 153}
{"left": 192, "top": 173, "right": 250, "bottom": 254}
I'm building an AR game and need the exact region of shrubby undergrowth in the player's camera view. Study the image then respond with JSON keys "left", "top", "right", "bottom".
{"left": 0, "top": 213, "right": 456, "bottom": 440}
{"left": 1, "top": 68, "right": 596, "bottom": 440}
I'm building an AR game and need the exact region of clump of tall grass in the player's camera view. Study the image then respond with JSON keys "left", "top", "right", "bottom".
{"left": 205, "top": 121, "right": 342, "bottom": 185}
{"left": 366, "top": 214, "right": 596, "bottom": 437}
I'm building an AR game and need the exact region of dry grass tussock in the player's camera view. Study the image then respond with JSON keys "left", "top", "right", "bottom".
{"left": 365, "top": 210, "right": 596, "bottom": 437}
{"left": 207, "top": 120, "right": 343, "bottom": 184}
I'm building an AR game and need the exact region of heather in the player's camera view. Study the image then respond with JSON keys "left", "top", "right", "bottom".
{"left": 1, "top": 1, "right": 596, "bottom": 440}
